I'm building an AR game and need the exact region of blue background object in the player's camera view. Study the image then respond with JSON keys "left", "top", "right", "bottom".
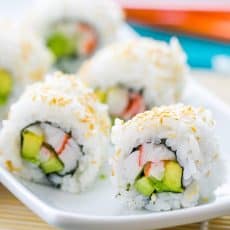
{"left": 130, "top": 23, "right": 230, "bottom": 69}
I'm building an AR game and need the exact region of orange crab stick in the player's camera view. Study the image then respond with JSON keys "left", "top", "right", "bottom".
{"left": 138, "top": 145, "right": 144, "bottom": 167}
{"left": 123, "top": 93, "right": 146, "bottom": 120}
{"left": 57, "top": 134, "right": 70, "bottom": 155}
{"left": 77, "top": 23, "right": 98, "bottom": 55}
{"left": 144, "top": 162, "right": 152, "bottom": 177}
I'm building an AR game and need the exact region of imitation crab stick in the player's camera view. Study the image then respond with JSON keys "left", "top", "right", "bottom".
{"left": 57, "top": 134, "right": 70, "bottom": 155}
{"left": 123, "top": 93, "right": 146, "bottom": 120}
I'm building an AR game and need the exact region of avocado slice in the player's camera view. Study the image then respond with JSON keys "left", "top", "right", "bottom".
{"left": 94, "top": 89, "right": 107, "bottom": 103}
{"left": 134, "top": 161, "right": 183, "bottom": 196}
{"left": 47, "top": 32, "right": 76, "bottom": 59}
{"left": 149, "top": 161, "right": 183, "bottom": 193}
{"left": 0, "top": 69, "right": 13, "bottom": 106}
{"left": 21, "top": 130, "right": 44, "bottom": 163}
{"left": 134, "top": 177, "right": 155, "bottom": 196}
{"left": 162, "top": 161, "right": 183, "bottom": 192}
{"left": 40, "top": 154, "right": 64, "bottom": 174}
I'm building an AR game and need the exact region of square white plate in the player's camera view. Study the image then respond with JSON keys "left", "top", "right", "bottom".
{"left": 1, "top": 79, "right": 230, "bottom": 230}
{"left": 0, "top": 25, "right": 230, "bottom": 230}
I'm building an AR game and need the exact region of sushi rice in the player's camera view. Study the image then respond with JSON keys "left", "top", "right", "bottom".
{"left": 25, "top": 0, "right": 124, "bottom": 73}
{"left": 111, "top": 104, "right": 225, "bottom": 211}
{"left": 0, "top": 22, "right": 53, "bottom": 119}
{"left": 0, "top": 72, "right": 111, "bottom": 193}
{"left": 78, "top": 38, "right": 188, "bottom": 120}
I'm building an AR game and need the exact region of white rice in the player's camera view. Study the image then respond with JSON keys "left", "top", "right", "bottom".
{"left": 0, "top": 72, "right": 111, "bottom": 193}
{"left": 78, "top": 37, "right": 188, "bottom": 106}
{"left": 111, "top": 104, "right": 225, "bottom": 211}
{"left": 0, "top": 22, "right": 53, "bottom": 118}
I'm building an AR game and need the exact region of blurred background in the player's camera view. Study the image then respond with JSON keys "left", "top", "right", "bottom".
{"left": 116, "top": 0, "right": 230, "bottom": 73}
{"left": 0, "top": 0, "right": 230, "bottom": 105}
{"left": 118, "top": 0, "right": 230, "bottom": 105}
{"left": 0, "top": 0, "right": 230, "bottom": 73}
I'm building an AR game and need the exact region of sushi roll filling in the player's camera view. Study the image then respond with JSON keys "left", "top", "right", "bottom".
{"left": 124, "top": 139, "right": 184, "bottom": 197}
{"left": 95, "top": 86, "right": 146, "bottom": 120}
{"left": 20, "top": 122, "right": 84, "bottom": 184}
{"left": 0, "top": 69, "right": 13, "bottom": 106}
{"left": 46, "top": 20, "right": 98, "bottom": 71}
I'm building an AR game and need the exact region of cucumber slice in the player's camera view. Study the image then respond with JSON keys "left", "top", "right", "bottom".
{"left": 40, "top": 155, "right": 64, "bottom": 174}
{"left": 149, "top": 177, "right": 168, "bottom": 192}
{"left": 0, "top": 96, "right": 8, "bottom": 106}
{"left": 134, "top": 177, "right": 155, "bottom": 196}
{"left": 47, "top": 32, "right": 76, "bottom": 59}
{"left": 21, "top": 130, "right": 43, "bottom": 163}
{"left": 39, "top": 144, "right": 64, "bottom": 174}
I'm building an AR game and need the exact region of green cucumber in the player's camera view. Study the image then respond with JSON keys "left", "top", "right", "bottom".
{"left": 134, "top": 177, "right": 155, "bottom": 196}
{"left": 40, "top": 155, "right": 64, "bottom": 174}
{"left": 47, "top": 32, "right": 76, "bottom": 59}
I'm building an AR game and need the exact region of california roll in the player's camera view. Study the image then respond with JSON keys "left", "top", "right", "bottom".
{"left": 79, "top": 38, "right": 187, "bottom": 121}
{"left": 0, "top": 72, "right": 111, "bottom": 193}
{"left": 26, "top": 0, "right": 124, "bottom": 73}
{"left": 0, "top": 22, "right": 52, "bottom": 119}
{"left": 111, "top": 104, "right": 224, "bottom": 211}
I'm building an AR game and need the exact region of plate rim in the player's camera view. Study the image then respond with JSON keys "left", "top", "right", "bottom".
{"left": 1, "top": 167, "right": 230, "bottom": 228}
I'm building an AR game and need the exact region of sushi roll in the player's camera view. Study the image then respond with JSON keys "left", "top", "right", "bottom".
{"left": 26, "top": 0, "right": 124, "bottom": 73}
{"left": 0, "top": 72, "right": 111, "bottom": 193}
{"left": 0, "top": 22, "right": 53, "bottom": 119}
{"left": 111, "top": 104, "right": 224, "bottom": 211}
{"left": 78, "top": 38, "right": 187, "bottom": 121}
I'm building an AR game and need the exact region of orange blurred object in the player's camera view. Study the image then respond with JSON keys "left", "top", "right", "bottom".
{"left": 116, "top": 1, "right": 230, "bottom": 41}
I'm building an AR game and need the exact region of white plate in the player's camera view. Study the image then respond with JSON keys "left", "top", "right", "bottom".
{"left": 1, "top": 79, "right": 230, "bottom": 230}
{"left": 1, "top": 26, "right": 230, "bottom": 230}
